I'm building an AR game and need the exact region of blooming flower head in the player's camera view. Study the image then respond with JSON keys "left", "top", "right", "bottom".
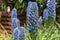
{"left": 27, "top": 2, "right": 39, "bottom": 33}
{"left": 12, "top": 18, "right": 17, "bottom": 32}
{"left": 12, "top": 8, "right": 17, "bottom": 18}
{"left": 13, "top": 27, "right": 19, "bottom": 40}
{"left": 12, "top": 18, "right": 20, "bottom": 32}
{"left": 27, "top": 1, "right": 38, "bottom": 17}
{"left": 19, "top": 27, "right": 26, "bottom": 40}
{"left": 43, "top": 8, "right": 49, "bottom": 20}
{"left": 47, "top": 0, "right": 57, "bottom": 20}
{"left": 16, "top": 19, "right": 20, "bottom": 27}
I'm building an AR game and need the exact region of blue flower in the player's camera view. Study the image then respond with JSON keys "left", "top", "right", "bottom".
{"left": 12, "top": 18, "right": 20, "bottom": 32}
{"left": 13, "top": 27, "right": 25, "bottom": 40}
{"left": 16, "top": 19, "right": 20, "bottom": 27}
{"left": 19, "top": 27, "right": 26, "bottom": 40}
{"left": 27, "top": 2, "right": 39, "bottom": 33}
{"left": 13, "top": 27, "right": 19, "bottom": 40}
{"left": 12, "top": 18, "right": 17, "bottom": 32}
{"left": 12, "top": 8, "right": 17, "bottom": 18}
{"left": 43, "top": 8, "right": 49, "bottom": 20}
{"left": 47, "top": 0, "right": 56, "bottom": 20}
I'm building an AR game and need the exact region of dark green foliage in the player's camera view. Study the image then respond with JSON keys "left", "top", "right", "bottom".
{"left": 0, "top": 0, "right": 6, "bottom": 11}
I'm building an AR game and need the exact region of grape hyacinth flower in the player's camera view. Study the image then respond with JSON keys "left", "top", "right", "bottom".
{"left": 27, "top": 1, "right": 39, "bottom": 33}
{"left": 38, "top": 16, "right": 43, "bottom": 25}
{"left": 13, "top": 19, "right": 20, "bottom": 40}
{"left": 43, "top": 8, "right": 49, "bottom": 20}
{"left": 27, "top": 1, "right": 39, "bottom": 40}
{"left": 12, "top": 18, "right": 20, "bottom": 32}
{"left": 19, "top": 27, "right": 26, "bottom": 40}
{"left": 13, "top": 27, "right": 25, "bottom": 40}
{"left": 12, "top": 18, "right": 17, "bottom": 32}
{"left": 12, "top": 8, "right": 17, "bottom": 18}
{"left": 13, "top": 27, "right": 19, "bottom": 40}
{"left": 47, "top": 0, "right": 57, "bottom": 20}
{"left": 16, "top": 19, "right": 20, "bottom": 27}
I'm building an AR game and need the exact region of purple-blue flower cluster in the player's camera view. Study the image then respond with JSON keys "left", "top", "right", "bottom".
{"left": 12, "top": 18, "right": 20, "bottom": 32}
{"left": 47, "top": 0, "right": 57, "bottom": 20}
{"left": 12, "top": 8, "right": 17, "bottom": 18}
{"left": 19, "top": 27, "right": 26, "bottom": 40}
{"left": 12, "top": 18, "right": 17, "bottom": 32}
{"left": 43, "top": 8, "right": 49, "bottom": 20}
{"left": 13, "top": 27, "right": 25, "bottom": 40}
{"left": 27, "top": 1, "right": 39, "bottom": 33}
{"left": 43, "top": 0, "right": 57, "bottom": 21}
{"left": 13, "top": 27, "right": 19, "bottom": 40}
{"left": 12, "top": 8, "right": 25, "bottom": 40}
{"left": 12, "top": 19, "right": 21, "bottom": 40}
{"left": 12, "top": 8, "right": 20, "bottom": 32}
{"left": 16, "top": 19, "right": 20, "bottom": 27}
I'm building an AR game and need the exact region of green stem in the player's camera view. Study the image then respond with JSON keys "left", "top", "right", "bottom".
{"left": 29, "top": 32, "right": 37, "bottom": 40}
